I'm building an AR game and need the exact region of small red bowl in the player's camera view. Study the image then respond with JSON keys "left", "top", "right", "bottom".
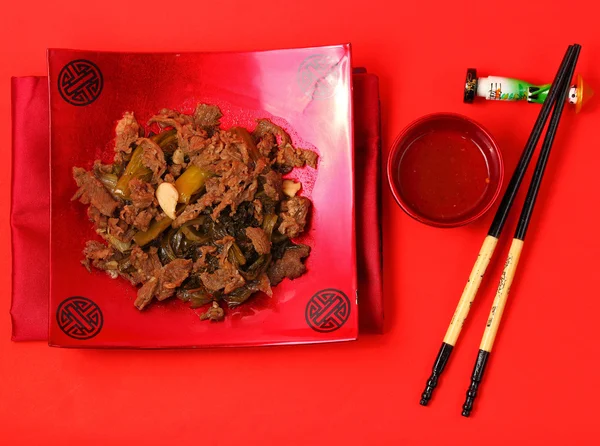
{"left": 387, "top": 113, "right": 503, "bottom": 228}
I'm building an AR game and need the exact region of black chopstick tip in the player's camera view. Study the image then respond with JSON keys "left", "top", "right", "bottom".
{"left": 420, "top": 380, "right": 436, "bottom": 406}
{"left": 461, "top": 380, "right": 478, "bottom": 417}
{"left": 460, "top": 349, "right": 490, "bottom": 418}
{"left": 419, "top": 343, "right": 454, "bottom": 406}
{"left": 419, "top": 395, "right": 431, "bottom": 406}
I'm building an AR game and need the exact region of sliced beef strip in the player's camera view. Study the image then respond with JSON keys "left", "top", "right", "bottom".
{"left": 218, "top": 137, "right": 247, "bottom": 164}
{"left": 129, "top": 178, "right": 155, "bottom": 209}
{"left": 217, "top": 149, "right": 251, "bottom": 176}
{"left": 173, "top": 196, "right": 212, "bottom": 228}
{"left": 276, "top": 145, "right": 303, "bottom": 169}
{"left": 173, "top": 175, "right": 229, "bottom": 226}
{"left": 122, "top": 205, "right": 158, "bottom": 232}
{"left": 114, "top": 112, "right": 141, "bottom": 154}
{"left": 200, "top": 266, "right": 245, "bottom": 294}
{"left": 119, "top": 205, "right": 137, "bottom": 226}
{"left": 211, "top": 178, "right": 258, "bottom": 220}
{"left": 278, "top": 196, "right": 311, "bottom": 238}
{"left": 130, "top": 246, "right": 162, "bottom": 282}
{"left": 261, "top": 170, "right": 283, "bottom": 201}
{"left": 174, "top": 158, "right": 258, "bottom": 225}
{"left": 83, "top": 240, "right": 113, "bottom": 262}
{"left": 199, "top": 301, "right": 225, "bottom": 322}
{"left": 252, "top": 157, "right": 269, "bottom": 176}
{"left": 226, "top": 127, "right": 262, "bottom": 165}
{"left": 147, "top": 108, "right": 194, "bottom": 129}
{"left": 300, "top": 149, "right": 318, "bottom": 169}
{"left": 147, "top": 109, "right": 207, "bottom": 155}
{"left": 185, "top": 134, "right": 209, "bottom": 155}
{"left": 199, "top": 236, "right": 245, "bottom": 294}
{"left": 193, "top": 246, "right": 218, "bottom": 272}
{"left": 256, "top": 132, "right": 277, "bottom": 159}
{"left": 168, "top": 163, "right": 183, "bottom": 177}
{"left": 133, "top": 208, "right": 158, "bottom": 232}
{"left": 267, "top": 244, "right": 311, "bottom": 286}
{"left": 135, "top": 277, "right": 158, "bottom": 310}
{"left": 252, "top": 199, "right": 264, "bottom": 224}
{"left": 72, "top": 167, "right": 120, "bottom": 217}
{"left": 190, "top": 134, "right": 224, "bottom": 169}
{"left": 215, "top": 236, "right": 235, "bottom": 264}
{"left": 81, "top": 240, "right": 119, "bottom": 276}
{"left": 132, "top": 256, "right": 192, "bottom": 307}
{"left": 93, "top": 160, "right": 114, "bottom": 175}
{"left": 252, "top": 119, "right": 291, "bottom": 147}
{"left": 136, "top": 138, "right": 167, "bottom": 182}
{"left": 273, "top": 144, "right": 319, "bottom": 171}
{"left": 173, "top": 204, "right": 204, "bottom": 228}
{"left": 247, "top": 273, "right": 273, "bottom": 297}
{"left": 193, "top": 103, "right": 223, "bottom": 131}
{"left": 87, "top": 205, "right": 108, "bottom": 230}
{"left": 156, "top": 259, "right": 193, "bottom": 301}
{"left": 108, "top": 217, "right": 132, "bottom": 242}
{"left": 245, "top": 227, "right": 271, "bottom": 255}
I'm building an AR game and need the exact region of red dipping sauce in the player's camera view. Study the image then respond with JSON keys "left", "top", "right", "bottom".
{"left": 387, "top": 114, "right": 503, "bottom": 227}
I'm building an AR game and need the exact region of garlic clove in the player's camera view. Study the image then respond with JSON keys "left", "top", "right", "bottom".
{"left": 156, "top": 182, "right": 179, "bottom": 220}
{"left": 282, "top": 179, "right": 302, "bottom": 197}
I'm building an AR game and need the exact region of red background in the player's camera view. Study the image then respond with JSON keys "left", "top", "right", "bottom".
{"left": 1, "top": 0, "right": 599, "bottom": 444}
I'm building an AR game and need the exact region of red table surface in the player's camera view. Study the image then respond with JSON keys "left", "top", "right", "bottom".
{"left": 1, "top": 1, "right": 599, "bottom": 444}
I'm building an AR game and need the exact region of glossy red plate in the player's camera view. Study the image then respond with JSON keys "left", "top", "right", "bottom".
{"left": 47, "top": 45, "right": 357, "bottom": 348}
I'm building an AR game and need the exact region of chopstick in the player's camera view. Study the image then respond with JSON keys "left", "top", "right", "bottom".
{"left": 419, "top": 45, "right": 577, "bottom": 406}
{"left": 461, "top": 44, "right": 581, "bottom": 417}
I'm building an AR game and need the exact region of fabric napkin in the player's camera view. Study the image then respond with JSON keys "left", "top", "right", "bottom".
{"left": 353, "top": 71, "right": 383, "bottom": 333}
{"left": 10, "top": 76, "right": 50, "bottom": 341}
{"left": 10, "top": 71, "right": 383, "bottom": 341}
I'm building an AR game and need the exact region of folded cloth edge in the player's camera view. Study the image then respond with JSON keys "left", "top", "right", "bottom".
{"left": 10, "top": 76, "right": 50, "bottom": 341}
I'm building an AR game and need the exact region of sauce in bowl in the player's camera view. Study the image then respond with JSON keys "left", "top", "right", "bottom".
{"left": 388, "top": 114, "right": 503, "bottom": 227}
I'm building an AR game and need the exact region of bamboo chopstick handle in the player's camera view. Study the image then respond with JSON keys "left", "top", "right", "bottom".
{"left": 420, "top": 235, "right": 498, "bottom": 406}
{"left": 444, "top": 235, "right": 499, "bottom": 346}
{"left": 461, "top": 238, "right": 524, "bottom": 417}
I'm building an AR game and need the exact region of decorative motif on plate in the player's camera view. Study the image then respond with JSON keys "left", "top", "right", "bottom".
{"left": 58, "top": 59, "right": 104, "bottom": 106}
{"left": 56, "top": 296, "right": 103, "bottom": 340}
{"left": 305, "top": 288, "right": 351, "bottom": 333}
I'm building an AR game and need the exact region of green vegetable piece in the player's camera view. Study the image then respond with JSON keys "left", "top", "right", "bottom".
{"left": 175, "top": 165, "right": 212, "bottom": 204}
{"left": 261, "top": 214, "right": 278, "bottom": 240}
{"left": 228, "top": 241, "right": 247, "bottom": 267}
{"left": 133, "top": 216, "right": 173, "bottom": 247}
{"left": 98, "top": 173, "right": 118, "bottom": 192}
{"left": 151, "top": 129, "right": 178, "bottom": 153}
{"left": 114, "top": 145, "right": 152, "bottom": 199}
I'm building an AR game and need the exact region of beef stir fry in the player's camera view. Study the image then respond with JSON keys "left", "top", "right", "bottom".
{"left": 72, "top": 104, "right": 317, "bottom": 321}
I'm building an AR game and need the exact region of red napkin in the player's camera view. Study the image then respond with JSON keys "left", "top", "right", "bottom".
{"left": 353, "top": 71, "right": 383, "bottom": 333}
{"left": 10, "top": 72, "right": 383, "bottom": 341}
{"left": 10, "top": 76, "right": 50, "bottom": 341}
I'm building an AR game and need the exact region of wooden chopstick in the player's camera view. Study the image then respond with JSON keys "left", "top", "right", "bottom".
{"left": 420, "top": 45, "right": 577, "bottom": 407}
{"left": 461, "top": 44, "right": 581, "bottom": 417}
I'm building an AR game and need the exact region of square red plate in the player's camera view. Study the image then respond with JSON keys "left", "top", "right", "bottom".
{"left": 48, "top": 45, "right": 357, "bottom": 348}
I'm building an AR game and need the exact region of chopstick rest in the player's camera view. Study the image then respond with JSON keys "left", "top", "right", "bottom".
{"left": 461, "top": 44, "right": 581, "bottom": 417}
